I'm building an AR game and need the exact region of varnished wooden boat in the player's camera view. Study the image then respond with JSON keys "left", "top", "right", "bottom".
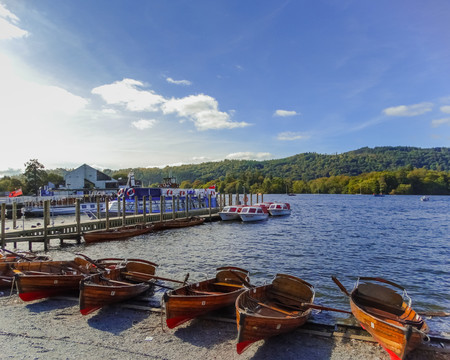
{"left": 0, "top": 249, "right": 50, "bottom": 262}
{"left": 13, "top": 257, "right": 121, "bottom": 301}
{"left": 235, "top": 273, "right": 315, "bottom": 354}
{"left": 83, "top": 224, "right": 154, "bottom": 243}
{"left": 164, "top": 266, "right": 249, "bottom": 329}
{"left": 0, "top": 261, "right": 16, "bottom": 288}
{"left": 333, "top": 276, "right": 429, "bottom": 360}
{"left": 79, "top": 259, "right": 158, "bottom": 315}
{"left": 153, "top": 216, "right": 205, "bottom": 231}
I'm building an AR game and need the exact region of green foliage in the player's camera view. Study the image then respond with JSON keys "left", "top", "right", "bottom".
{"left": 23, "top": 159, "right": 45, "bottom": 196}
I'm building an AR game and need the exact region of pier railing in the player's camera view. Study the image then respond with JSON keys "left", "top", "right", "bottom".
{"left": 1, "top": 192, "right": 263, "bottom": 251}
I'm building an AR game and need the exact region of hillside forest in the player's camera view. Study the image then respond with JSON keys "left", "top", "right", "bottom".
{"left": 0, "top": 147, "right": 449, "bottom": 195}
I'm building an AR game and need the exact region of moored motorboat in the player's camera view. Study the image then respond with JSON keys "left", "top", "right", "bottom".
{"left": 239, "top": 205, "right": 269, "bottom": 222}
{"left": 268, "top": 202, "right": 291, "bottom": 216}
{"left": 83, "top": 223, "right": 154, "bottom": 243}
{"left": 79, "top": 259, "right": 158, "bottom": 315}
{"left": 332, "top": 276, "right": 429, "bottom": 360}
{"left": 163, "top": 266, "right": 250, "bottom": 329}
{"left": 235, "top": 273, "right": 315, "bottom": 354}
{"left": 218, "top": 205, "right": 246, "bottom": 221}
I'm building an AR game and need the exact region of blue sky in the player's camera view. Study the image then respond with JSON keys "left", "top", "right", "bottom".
{"left": 1, "top": 0, "right": 449, "bottom": 174}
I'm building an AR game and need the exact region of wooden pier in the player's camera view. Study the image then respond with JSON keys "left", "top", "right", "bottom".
{"left": 1, "top": 196, "right": 220, "bottom": 251}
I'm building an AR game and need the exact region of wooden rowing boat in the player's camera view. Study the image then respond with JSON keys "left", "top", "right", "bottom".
{"left": 153, "top": 216, "right": 205, "bottom": 231}
{"left": 13, "top": 257, "right": 122, "bottom": 301}
{"left": 0, "top": 249, "right": 50, "bottom": 262}
{"left": 82, "top": 224, "right": 154, "bottom": 243}
{"left": 235, "top": 273, "right": 315, "bottom": 354}
{"left": 333, "top": 276, "right": 429, "bottom": 360}
{"left": 79, "top": 259, "right": 158, "bottom": 315}
{"left": 0, "top": 261, "right": 16, "bottom": 288}
{"left": 163, "top": 266, "right": 250, "bottom": 329}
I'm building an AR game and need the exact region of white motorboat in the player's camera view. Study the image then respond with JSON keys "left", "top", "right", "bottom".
{"left": 239, "top": 205, "right": 269, "bottom": 222}
{"left": 268, "top": 202, "right": 291, "bottom": 216}
{"left": 219, "top": 205, "right": 246, "bottom": 221}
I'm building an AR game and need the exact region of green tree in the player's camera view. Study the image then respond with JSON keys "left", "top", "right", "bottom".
{"left": 24, "top": 159, "right": 45, "bottom": 196}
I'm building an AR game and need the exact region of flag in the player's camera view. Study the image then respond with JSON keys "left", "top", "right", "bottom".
{"left": 208, "top": 185, "right": 215, "bottom": 190}
{"left": 9, "top": 189, "right": 23, "bottom": 197}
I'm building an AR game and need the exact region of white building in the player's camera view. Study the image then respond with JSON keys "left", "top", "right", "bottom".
{"left": 64, "top": 164, "right": 118, "bottom": 190}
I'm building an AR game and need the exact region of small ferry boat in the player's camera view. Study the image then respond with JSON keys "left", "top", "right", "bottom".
{"left": 218, "top": 205, "right": 246, "bottom": 221}
{"left": 239, "top": 205, "right": 269, "bottom": 222}
{"left": 268, "top": 202, "right": 291, "bottom": 216}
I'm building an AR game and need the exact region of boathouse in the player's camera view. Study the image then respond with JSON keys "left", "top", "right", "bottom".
{"left": 64, "top": 164, "right": 118, "bottom": 190}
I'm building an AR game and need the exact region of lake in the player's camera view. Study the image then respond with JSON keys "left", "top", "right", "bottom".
{"left": 14, "top": 194, "right": 450, "bottom": 336}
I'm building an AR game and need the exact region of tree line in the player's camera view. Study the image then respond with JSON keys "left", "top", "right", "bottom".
{"left": 1, "top": 147, "right": 449, "bottom": 196}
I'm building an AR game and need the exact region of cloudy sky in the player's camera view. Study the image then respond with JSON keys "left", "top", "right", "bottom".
{"left": 1, "top": 1, "right": 449, "bottom": 173}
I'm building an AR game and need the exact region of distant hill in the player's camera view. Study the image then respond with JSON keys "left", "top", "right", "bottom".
{"left": 112, "top": 146, "right": 450, "bottom": 184}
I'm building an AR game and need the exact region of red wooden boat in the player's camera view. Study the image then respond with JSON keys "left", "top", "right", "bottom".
{"left": 13, "top": 257, "right": 121, "bottom": 301}
{"left": 235, "top": 273, "right": 315, "bottom": 354}
{"left": 83, "top": 224, "right": 154, "bottom": 243}
{"left": 333, "top": 276, "right": 429, "bottom": 360}
{"left": 164, "top": 266, "right": 250, "bottom": 329}
{"left": 79, "top": 259, "right": 158, "bottom": 315}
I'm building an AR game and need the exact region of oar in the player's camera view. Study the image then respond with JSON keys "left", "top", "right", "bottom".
{"left": 230, "top": 269, "right": 253, "bottom": 288}
{"left": 1, "top": 248, "right": 33, "bottom": 262}
{"left": 332, "top": 276, "right": 350, "bottom": 297}
{"left": 122, "top": 271, "right": 189, "bottom": 284}
{"left": 271, "top": 300, "right": 352, "bottom": 315}
{"left": 75, "top": 253, "right": 107, "bottom": 270}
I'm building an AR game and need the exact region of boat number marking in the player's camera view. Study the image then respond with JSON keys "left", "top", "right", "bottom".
{"left": 371, "top": 322, "right": 374, "bottom": 328}
{"left": 54, "top": 280, "right": 58, "bottom": 284}
{"left": 111, "top": 291, "right": 116, "bottom": 296}
{"left": 201, "top": 301, "right": 206, "bottom": 306}
{"left": 277, "top": 324, "right": 281, "bottom": 330}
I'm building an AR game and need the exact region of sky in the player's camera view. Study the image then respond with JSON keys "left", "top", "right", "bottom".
{"left": 1, "top": 0, "right": 449, "bottom": 175}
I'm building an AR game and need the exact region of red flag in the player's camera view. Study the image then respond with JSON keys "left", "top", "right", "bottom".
{"left": 208, "top": 185, "right": 215, "bottom": 190}
{"left": 9, "top": 189, "right": 23, "bottom": 197}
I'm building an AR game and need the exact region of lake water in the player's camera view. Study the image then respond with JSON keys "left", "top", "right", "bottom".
{"left": 12, "top": 194, "right": 450, "bottom": 336}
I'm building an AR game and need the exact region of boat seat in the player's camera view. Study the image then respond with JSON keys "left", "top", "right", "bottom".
{"left": 355, "top": 283, "right": 404, "bottom": 316}
{"left": 189, "top": 289, "right": 223, "bottom": 295}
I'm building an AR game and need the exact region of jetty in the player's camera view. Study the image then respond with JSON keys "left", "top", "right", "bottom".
{"left": 0, "top": 192, "right": 264, "bottom": 251}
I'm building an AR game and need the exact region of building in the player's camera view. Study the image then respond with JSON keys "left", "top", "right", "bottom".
{"left": 64, "top": 164, "right": 118, "bottom": 190}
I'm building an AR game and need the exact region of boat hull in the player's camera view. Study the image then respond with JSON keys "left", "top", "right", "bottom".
{"left": 83, "top": 225, "right": 153, "bottom": 243}
{"left": 79, "top": 259, "right": 158, "bottom": 315}
{"left": 236, "top": 274, "right": 314, "bottom": 354}
{"left": 239, "top": 214, "right": 268, "bottom": 222}
{"left": 349, "top": 279, "right": 429, "bottom": 360}
{"left": 164, "top": 267, "right": 249, "bottom": 329}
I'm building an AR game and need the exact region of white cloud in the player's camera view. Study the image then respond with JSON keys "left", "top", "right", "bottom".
{"left": 0, "top": 4, "right": 29, "bottom": 40}
{"left": 162, "top": 94, "right": 250, "bottom": 130}
{"left": 274, "top": 110, "right": 299, "bottom": 117}
{"left": 225, "top": 152, "right": 272, "bottom": 160}
{"left": 440, "top": 105, "right": 450, "bottom": 114}
{"left": 92, "top": 78, "right": 164, "bottom": 112}
{"left": 277, "top": 131, "right": 310, "bottom": 141}
{"left": 166, "top": 77, "right": 192, "bottom": 86}
{"left": 101, "top": 108, "right": 117, "bottom": 114}
{"left": 431, "top": 118, "right": 450, "bottom": 128}
{"left": 131, "top": 119, "right": 157, "bottom": 130}
{"left": 382, "top": 102, "right": 433, "bottom": 117}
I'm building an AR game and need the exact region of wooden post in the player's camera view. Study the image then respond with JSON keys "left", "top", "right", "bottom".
{"left": 76, "top": 199, "right": 81, "bottom": 244}
{"left": 257, "top": 193, "right": 259, "bottom": 203}
{"left": 43, "top": 200, "right": 49, "bottom": 251}
{"left": 96, "top": 196, "right": 101, "bottom": 220}
{"left": 105, "top": 198, "right": 110, "bottom": 230}
{"left": 149, "top": 195, "right": 152, "bottom": 220}
{"left": 186, "top": 195, "right": 190, "bottom": 217}
{"left": 12, "top": 202, "right": 17, "bottom": 229}
{"left": 1, "top": 203, "right": 5, "bottom": 249}
{"left": 142, "top": 196, "right": 147, "bottom": 223}
{"left": 209, "top": 193, "right": 212, "bottom": 221}
{"left": 122, "top": 195, "right": 126, "bottom": 226}
{"left": 117, "top": 196, "right": 121, "bottom": 218}
{"left": 250, "top": 193, "right": 253, "bottom": 205}
{"left": 261, "top": 193, "right": 264, "bottom": 202}
{"left": 160, "top": 196, "right": 164, "bottom": 222}
{"left": 172, "top": 196, "right": 176, "bottom": 220}
{"left": 134, "top": 196, "right": 138, "bottom": 216}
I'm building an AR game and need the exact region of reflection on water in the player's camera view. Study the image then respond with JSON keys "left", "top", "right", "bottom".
{"left": 12, "top": 194, "right": 450, "bottom": 334}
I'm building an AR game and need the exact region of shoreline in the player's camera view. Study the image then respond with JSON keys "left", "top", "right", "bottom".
{"left": 1, "top": 294, "right": 448, "bottom": 360}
